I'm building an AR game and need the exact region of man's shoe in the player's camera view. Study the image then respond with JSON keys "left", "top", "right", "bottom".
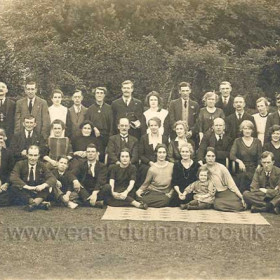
{"left": 180, "top": 204, "right": 188, "bottom": 210}
{"left": 38, "top": 202, "right": 51, "bottom": 210}
{"left": 68, "top": 201, "right": 78, "bottom": 209}
{"left": 139, "top": 202, "right": 148, "bottom": 210}
{"left": 251, "top": 206, "right": 268, "bottom": 213}
{"left": 94, "top": 201, "right": 104, "bottom": 209}
{"left": 24, "top": 203, "right": 37, "bottom": 212}
{"left": 274, "top": 206, "right": 280, "bottom": 215}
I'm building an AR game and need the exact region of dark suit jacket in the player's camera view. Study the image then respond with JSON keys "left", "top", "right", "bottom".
{"left": 10, "top": 160, "right": 56, "bottom": 189}
{"left": 225, "top": 112, "right": 256, "bottom": 140}
{"left": 85, "top": 102, "right": 113, "bottom": 136}
{"left": 52, "top": 169, "right": 75, "bottom": 193}
{"left": 169, "top": 98, "right": 199, "bottom": 133}
{"left": 72, "top": 160, "right": 107, "bottom": 191}
{"left": 197, "top": 132, "right": 233, "bottom": 162}
{"left": 111, "top": 97, "right": 144, "bottom": 138}
{"left": 66, "top": 105, "right": 87, "bottom": 139}
{"left": 264, "top": 111, "right": 280, "bottom": 143}
{"left": 0, "top": 148, "right": 15, "bottom": 183}
{"left": 107, "top": 134, "right": 139, "bottom": 165}
{"left": 15, "top": 96, "right": 50, "bottom": 139}
{"left": 10, "top": 130, "right": 47, "bottom": 161}
{"left": 250, "top": 166, "right": 280, "bottom": 199}
{"left": 139, "top": 134, "right": 168, "bottom": 164}
{"left": 216, "top": 96, "right": 235, "bottom": 117}
{"left": 0, "top": 98, "right": 16, "bottom": 143}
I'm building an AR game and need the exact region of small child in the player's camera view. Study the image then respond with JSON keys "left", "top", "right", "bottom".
{"left": 180, "top": 166, "right": 216, "bottom": 210}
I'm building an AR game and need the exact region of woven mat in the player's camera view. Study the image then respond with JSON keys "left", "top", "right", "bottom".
{"left": 101, "top": 207, "right": 270, "bottom": 225}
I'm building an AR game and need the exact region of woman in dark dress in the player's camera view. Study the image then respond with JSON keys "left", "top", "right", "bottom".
{"left": 71, "top": 120, "right": 104, "bottom": 167}
{"left": 167, "top": 120, "right": 195, "bottom": 163}
{"left": 138, "top": 117, "right": 168, "bottom": 186}
{"left": 170, "top": 143, "right": 198, "bottom": 207}
{"left": 263, "top": 125, "right": 280, "bottom": 168}
{"left": 107, "top": 148, "right": 147, "bottom": 209}
{"left": 230, "top": 120, "right": 262, "bottom": 193}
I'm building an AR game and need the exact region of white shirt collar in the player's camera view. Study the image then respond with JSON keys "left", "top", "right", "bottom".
{"left": 123, "top": 97, "right": 132, "bottom": 104}
{"left": 25, "top": 130, "right": 33, "bottom": 138}
{"left": 235, "top": 111, "right": 244, "bottom": 118}
{"left": 215, "top": 133, "right": 223, "bottom": 141}
{"left": 27, "top": 97, "right": 36, "bottom": 104}
{"left": 0, "top": 97, "right": 6, "bottom": 104}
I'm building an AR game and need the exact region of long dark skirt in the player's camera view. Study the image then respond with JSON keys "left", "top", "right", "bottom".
{"left": 141, "top": 190, "right": 171, "bottom": 208}
{"left": 214, "top": 189, "right": 244, "bottom": 212}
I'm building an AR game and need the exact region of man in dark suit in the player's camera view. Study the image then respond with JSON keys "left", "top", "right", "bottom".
{"left": 71, "top": 143, "right": 109, "bottom": 207}
{"left": 10, "top": 115, "right": 47, "bottom": 162}
{"left": 107, "top": 118, "right": 139, "bottom": 165}
{"left": 216, "top": 81, "right": 235, "bottom": 117}
{"left": 243, "top": 151, "right": 280, "bottom": 214}
{"left": 225, "top": 95, "right": 256, "bottom": 140}
{"left": 0, "top": 130, "right": 15, "bottom": 206}
{"left": 0, "top": 82, "right": 16, "bottom": 146}
{"left": 85, "top": 86, "right": 113, "bottom": 148}
{"left": 169, "top": 82, "right": 199, "bottom": 140}
{"left": 9, "top": 145, "right": 56, "bottom": 211}
{"left": 111, "top": 80, "right": 143, "bottom": 139}
{"left": 264, "top": 92, "right": 280, "bottom": 143}
{"left": 66, "top": 89, "right": 87, "bottom": 140}
{"left": 197, "top": 118, "right": 233, "bottom": 166}
{"left": 14, "top": 80, "right": 50, "bottom": 140}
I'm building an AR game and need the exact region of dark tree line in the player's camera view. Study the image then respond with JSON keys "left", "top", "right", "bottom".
{"left": 1, "top": 0, "right": 280, "bottom": 107}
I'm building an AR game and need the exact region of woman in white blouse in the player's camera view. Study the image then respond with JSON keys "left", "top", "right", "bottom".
{"left": 252, "top": 97, "right": 270, "bottom": 146}
{"left": 48, "top": 89, "right": 68, "bottom": 136}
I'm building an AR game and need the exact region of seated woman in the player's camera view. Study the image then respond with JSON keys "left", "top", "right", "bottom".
{"left": 167, "top": 120, "right": 195, "bottom": 163}
{"left": 263, "top": 125, "right": 280, "bottom": 168}
{"left": 138, "top": 117, "right": 169, "bottom": 186}
{"left": 71, "top": 120, "right": 104, "bottom": 166}
{"left": 197, "top": 91, "right": 225, "bottom": 144}
{"left": 48, "top": 89, "right": 68, "bottom": 136}
{"left": 230, "top": 120, "right": 262, "bottom": 193}
{"left": 43, "top": 119, "right": 73, "bottom": 169}
{"left": 205, "top": 147, "right": 245, "bottom": 212}
{"left": 106, "top": 148, "right": 147, "bottom": 209}
{"left": 252, "top": 97, "right": 270, "bottom": 146}
{"left": 180, "top": 166, "right": 216, "bottom": 210}
{"left": 142, "top": 91, "right": 169, "bottom": 136}
{"left": 171, "top": 143, "right": 198, "bottom": 207}
{"left": 136, "top": 144, "right": 174, "bottom": 208}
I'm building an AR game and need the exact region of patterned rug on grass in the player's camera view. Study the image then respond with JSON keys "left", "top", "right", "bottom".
{"left": 101, "top": 207, "right": 270, "bottom": 225}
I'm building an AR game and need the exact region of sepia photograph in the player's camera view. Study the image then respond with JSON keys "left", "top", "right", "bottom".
{"left": 0, "top": 0, "right": 280, "bottom": 279}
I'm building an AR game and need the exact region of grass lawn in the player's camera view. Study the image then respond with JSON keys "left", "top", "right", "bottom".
{"left": 1, "top": 206, "right": 280, "bottom": 280}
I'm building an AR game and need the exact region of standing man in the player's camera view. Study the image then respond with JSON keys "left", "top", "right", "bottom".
{"left": 264, "top": 92, "right": 280, "bottom": 143}
{"left": 9, "top": 145, "right": 56, "bottom": 211}
{"left": 0, "top": 82, "right": 16, "bottom": 145}
{"left": 243, "top": 151, "right": 280, "bottom": 214}
{"left": 169, "top": 82, "right": 199, "bottom": 140}
{"left": 85, "top": 86, "right": 113, "bottom": 148}
{"left": 111, "top": 80, "right": 143, "bottom": 139}
{"left": 225, "top": 95, "right": 256, "bottom": 140}
{"left": 66, "top": 89, "right": 87, "bottom": 140}
{"left": 14, "top": 80, "right": 50, "bottom": 140}
{"left": 216, "top": 81, "right": 235, "bottom": 117}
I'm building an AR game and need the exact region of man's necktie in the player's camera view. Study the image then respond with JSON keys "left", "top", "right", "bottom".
{"left": 184, "top": 101, "right": 187, "bottom": 108}
{"left": 0, "top": 100, "right": 2, "bottom": 107}
{"left": 28, "top": 99, "right": 33, "bottom": 113}
{"left": 29, "top": 166, "right": 35, "bottom": 185}
{"left": 238, "top": 113, "right": 242, "bottom": 120}
{"left": 88, "top": 164, "right": 93, "bottom": 176}
{"left": 28, "top": 131, "right": 31, "bottom": 138}
{"left": 223, "top": 98, "right": 227, "bottom": 105}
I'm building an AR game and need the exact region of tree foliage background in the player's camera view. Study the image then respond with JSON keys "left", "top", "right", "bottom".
{"left": 1, "top": 0, "right": 280, "bottom": 107}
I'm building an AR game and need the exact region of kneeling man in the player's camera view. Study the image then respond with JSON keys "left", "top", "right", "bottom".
{"left": 10, "top": 145, "right": 56, "bottom": 211}
{"left": 243, "top": 151, "right": 280, "bottom": 214}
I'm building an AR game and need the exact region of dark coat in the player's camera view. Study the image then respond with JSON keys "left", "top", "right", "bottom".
{"left": 0, "top": 98, "right": 16, "bottom": 143}
{"left": 216, "top": 96, "right": 235, "bottom": 117}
